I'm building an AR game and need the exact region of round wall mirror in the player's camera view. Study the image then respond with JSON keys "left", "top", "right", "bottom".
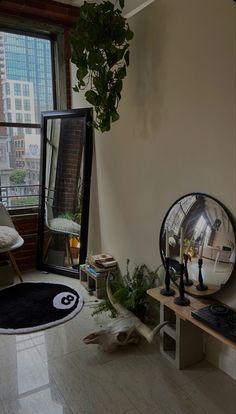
{"left": 159, "top": 193, "right": 236, "bottom": 297}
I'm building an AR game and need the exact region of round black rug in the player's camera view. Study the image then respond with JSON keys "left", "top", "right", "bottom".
{"left": 0, "top": 282, "right": 84, "bottom": 334}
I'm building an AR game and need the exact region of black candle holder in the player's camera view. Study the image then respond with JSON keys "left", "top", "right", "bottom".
{"left": 183, "top": 253, "right": 193, "bottom": 286}
{"left": 174, "top": 263, "right": 190, "bottom": 306}
{"left": 196, "top": 258, "right": 208, "bottom": 291}
{"left": 160, "top": 257, "right": 175, "bottom": 296}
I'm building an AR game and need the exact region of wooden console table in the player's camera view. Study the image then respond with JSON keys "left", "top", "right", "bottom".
{"left": 147, "top": 287, "right": 236, "bottom": 369}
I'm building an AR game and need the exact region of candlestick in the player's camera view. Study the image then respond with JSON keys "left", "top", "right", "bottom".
{"left": 196, "top": 258, "right": 208, "bottom": 291}
{"left": 199, "top": 231, "right": 206, "bottom": 260}
{"left": 160, "top": 257, "right": 175, "bottom": 296}
{"left": 183, "top": 253, "right": 193, "bottom": 286}
{"left": 174, "top": 263, "right": 190, "bottom": 306}
{"left": 165, "top": 227, "right": 170, "bottom": 258}
{"left": 179, "top": 227, "right": 183, "bottom": 264}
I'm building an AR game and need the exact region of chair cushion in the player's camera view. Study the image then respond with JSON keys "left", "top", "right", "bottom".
{"left": 49, "top": 218, "right": 81, "bottom": 234}
{"left": 0, "top": 226, "right": 20, "bottom": 249}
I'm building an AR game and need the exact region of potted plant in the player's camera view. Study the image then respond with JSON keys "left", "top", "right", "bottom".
{"left": 70, "top": 0, "right": 134, "bottom": 132}
{"left": 92, "top": 259, "right": 161, "bottom": 321}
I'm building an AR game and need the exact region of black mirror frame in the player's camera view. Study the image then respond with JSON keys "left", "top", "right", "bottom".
{"left": 159, "top": 192, "right": 236, "bottom": 297}
{"left": 37, "top": 108, "right": 93, "bottom": 278}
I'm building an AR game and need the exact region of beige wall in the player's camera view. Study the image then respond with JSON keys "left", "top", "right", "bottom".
{"left": 72, "top": 0, "right": 236, "bottom": 376}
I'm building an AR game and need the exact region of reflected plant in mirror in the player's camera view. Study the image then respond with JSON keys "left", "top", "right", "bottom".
{"left": 37, "top": 109, "right": 93, "bottom": 277}
{"left": 160, "top": 193, "right": 236, "bottom": 297}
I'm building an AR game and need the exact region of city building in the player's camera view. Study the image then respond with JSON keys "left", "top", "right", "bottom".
{"left": 0, "top": 30, "right": 53, "bottom": 206}
{"left": 0, "top": 131, "right": 12, "bottom": 204}
{"left": 0, "top": 31, "right": 53, "bottom": 122}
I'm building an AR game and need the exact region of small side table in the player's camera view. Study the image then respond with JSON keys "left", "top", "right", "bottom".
{"left": 79, "top": 264, "right": 108, "bottom": 299}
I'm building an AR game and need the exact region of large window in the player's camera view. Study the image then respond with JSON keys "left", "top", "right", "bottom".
{"left": 166, "top": 195, "right": 197, "bottom": 236}
{"left": 24, "top": 99, "right": 30, "bottom": 111}
{"left": 14, "top": 83, "right": 21, "bottom": 96}
{"left": 23, "top": 84, "right": 30, "bottom": 97}
{"left": 0, "top": 30, "right": 54, "bottom": 209}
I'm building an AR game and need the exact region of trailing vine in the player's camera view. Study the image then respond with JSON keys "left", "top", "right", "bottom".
{"left": 70, "top": 0, "right": 134, "bottom": 132}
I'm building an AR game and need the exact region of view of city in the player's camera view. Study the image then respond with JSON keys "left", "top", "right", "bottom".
{"left": 0, "top": 30, "right": 54, "bottom": 208}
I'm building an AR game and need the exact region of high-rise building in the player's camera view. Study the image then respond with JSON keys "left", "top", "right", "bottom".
{"left": 0, "top": 31, "right": 53, "bottom": 122}
{"left": 2, "top": 79, "right": 36, "bottom": 131}
{"left": 0, "top": 30, "right": 53, "bottom": 207}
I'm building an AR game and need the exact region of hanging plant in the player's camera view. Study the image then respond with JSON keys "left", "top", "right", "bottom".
{"left": 70, "top": 0, "right": 134, "bottom": 132}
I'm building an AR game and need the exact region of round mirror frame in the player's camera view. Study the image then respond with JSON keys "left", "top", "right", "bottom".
{"left": 159, "top": 193, "right": 236, "bottom": 297}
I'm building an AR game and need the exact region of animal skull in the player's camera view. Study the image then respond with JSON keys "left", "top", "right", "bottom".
{"left": 83, "top": 274, "right": 168, "bottom": 352}
{"left": 83, "top": 316, "right": 141, "bottom": 352}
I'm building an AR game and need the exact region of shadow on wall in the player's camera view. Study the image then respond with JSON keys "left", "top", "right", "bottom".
{"left": 88, "top": 144, "right": 102, "bottom": 255}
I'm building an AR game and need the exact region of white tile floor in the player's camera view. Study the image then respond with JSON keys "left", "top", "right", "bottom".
{"left": 0, "top": 271, "right": 235, "bottom": 414}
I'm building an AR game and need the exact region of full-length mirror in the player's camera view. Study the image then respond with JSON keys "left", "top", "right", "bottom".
{"left": 37, "top": 109, "right": 93, "bottom": 277}
{"left": 160, "top": 193, "right": 236, "bottom": 296}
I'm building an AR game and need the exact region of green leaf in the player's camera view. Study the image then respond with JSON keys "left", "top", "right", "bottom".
{"left": 111, "top": 109, "right": 120, "bottom": 122}
{"left": 124, "top": 50, "right": 130, "bottom": 66}
{"left": 70, "top": 0, "right": 134, "bottom": 133}
{"left": 78, "top": 79, "right": 86, "bottom": 88}
{"left": 102, "top": 1, "right": 114, "bottom": 12}
{"left": 115, "top": 79, "right": 123, "bottom": 94}
{"left": 106, "top": 51, "right": 119, "bottom": 68}
{"left": 117, "top": 66, "right": 126, "bottom": 80}
{"left": 126, "top": 27, "right": 134, "bottom": 41}
{"left": 85, "top": 90, "right": 99, "bottom": 106}
{"left": 102, "top": 122, "right": 111, "bottom": 132}
{"left": 88, "top": 50, "right": 104, "bottom": 69}
{"left": 119, "top": 0, "right": 125, "bottom": 9}
{"left": 76, "top": 66, "right": 88, "bottom": 81}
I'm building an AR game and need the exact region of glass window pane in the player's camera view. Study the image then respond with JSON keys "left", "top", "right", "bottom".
{"left": 6, "top": 98, "right": 11, "bottom": 110}
{"left": 15, "top": 98, "right": 22, "bottom": 110}
{"left": 0, "top": 30, "right": 55, "bottom": 208}
{"left": 23, "top": 99, "right": 30, "bottom": 111}
{"left": 23, "top": 84, "right": 29, "bottom": 96}
{"left": 24, "top": 113, "right": 31, "bottom": 123}
{"left": 14, "top": 83, "right": 21, "bottom": 96}
{"left": 16, "top": 113, "right": 23, "bottom": 122}
{"left": 0, "top": 128, "right": 40, "bottom": 208}
{"left": 0, "top": 31, "right": 54, "bottom": 123}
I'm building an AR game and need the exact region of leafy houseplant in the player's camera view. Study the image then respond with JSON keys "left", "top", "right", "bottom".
{"left": 70, "top": 0, "right": 134, "bottom": 132}
{"left": 92, "top": 260, "right": 161, "bottom": 320}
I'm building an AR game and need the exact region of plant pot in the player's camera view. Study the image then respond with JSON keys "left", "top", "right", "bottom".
{"left": 70, "top": 237, "right": 79, "bottom": 248}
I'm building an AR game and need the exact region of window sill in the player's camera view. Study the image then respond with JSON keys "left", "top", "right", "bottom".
{"left": 9, "top": 207, "right": 39, "bottom": 217}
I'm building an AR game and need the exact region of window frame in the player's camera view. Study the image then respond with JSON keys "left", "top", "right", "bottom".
{"left": 0, "top": 16, "right": 68, "bottom": 215}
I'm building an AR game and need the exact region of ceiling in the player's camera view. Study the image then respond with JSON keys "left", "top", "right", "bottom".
{"left": 54, "top": 0, "right": 156, "bottom": 18}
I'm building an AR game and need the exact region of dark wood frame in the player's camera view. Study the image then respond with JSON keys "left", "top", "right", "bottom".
{"left": 37, "top": 108, "right": 93, "bottom": 278}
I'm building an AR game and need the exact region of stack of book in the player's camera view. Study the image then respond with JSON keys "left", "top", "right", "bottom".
{"left": 87, "top": 253, "right": 117, "bottom": 273}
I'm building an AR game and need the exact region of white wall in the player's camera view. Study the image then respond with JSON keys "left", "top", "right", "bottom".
{"left": 72, "top": 0, "right": 236, "bottom": 377}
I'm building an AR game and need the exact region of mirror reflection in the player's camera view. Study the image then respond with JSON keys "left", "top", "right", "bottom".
{"left": 160, "top": 194, "right": 236, "bottom": 296}
{"left": 38, "top": 109, "right": 93, "bottom": 276}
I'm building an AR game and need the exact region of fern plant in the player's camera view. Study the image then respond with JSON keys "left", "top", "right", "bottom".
{"left": 92, "top": 259, "right": 161, "bottom": 318}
